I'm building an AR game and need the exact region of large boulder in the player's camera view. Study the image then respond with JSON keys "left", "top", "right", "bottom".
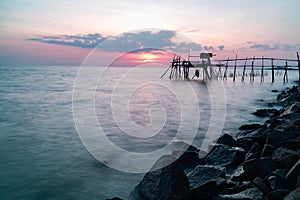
{"left": 239, "top": 123, "right": 266, "bottom": 131}
{"left": 284, "top": 187, "right": 300, "bottom": 200}
{"left": 286, "top": 159, "right": 300, "bottom": 187}
{"left": 272, "top": 147, "right": 299, "bottom": 169}
{"left": 265, "top": 169, "right": 291, "bottom": 190}
{"left": 267, "top": 189, "right": 291, "bottom": 200}
{"left": 205, "top": 145, "right": 245, "bottom": 168}
{"left": 265, "top": 130, "right": 300, "bottom": 148}
{"left": 253, "top": 108, "right": 279, "bottom": 117}
{"left": 243, "top": 157, "right": 278, "bottom": 180}
{"left": 213, "top": 187, "right": 265, "bottom": 200}
{"left": 216, "top": 133, "right": 238, "bottom": 147}
{"left": 130, "top": 155, "right": 189, "bottom": 200}
{"left": 238, "top": 127, "right": 268, "bottom": 146}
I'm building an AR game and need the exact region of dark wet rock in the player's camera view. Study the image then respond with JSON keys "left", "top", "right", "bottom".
{"left": 243, "top": 157, "right": 277, "bottom": 180}
{"left": 217, "top": 133, "right": 238, "bottom": 147}
{"left": 272, "top": 90, "right": 279, "bottom": 93}
{"left": 284, "top": 187, "right": 300, "bottom": 200}
{"left": 266, "top": 169, "right": 290, "bottom": 190}
{"left": 239, "top": 123, "right": 266, "bottom": 131}
{"left": 205, "top": 145, "right": 245, "bottom": 168}
{"left": 261, "top": 144, "right": 276, "bottom": 157}
{"left": 245, "top": 143, "right": 261, "bottom": 161}
{"left": 267, "top": 189, "right": 291, "bottom": 200}
{"left": 178, "top": 151, "right": 203, "bottom": 171}
{"left": 106, "top": 198, "right": 124, "bottom": 200}
{"left": 130, "top": 155, "right": 189, "bottom": 200}
{"left": 286, "top": 159, "right": 300, "bottom": 187}
{"left": 188, "top": 181, "right": 218, "bottom": 200}
{"left": 287, "top": 85, "right": 299, "bottom": 94}
{"left": 219, "top": 181, "right": 253, "bottom": 195}
{"left": 281, "top": 136, "right": 300, "bottom": 150}
{"left": 284, "top": 118, "right": 300, "bottom": 131}
{"left": 253, "top": 108, "right": 279, "bottom": 117}
{"left": 268, "top": 118, "right": 283, "bottom": 129}
{"left": 238, "top": 126, "right": 268, "bottom": 146}
{"left": 272, "top": 147, "right": 299, "bottom": 169}
{"left": 282, "top": 103, "right": 300, "bottom": 115}
{"left": 252, "top": 177, "right": 270, "bottom": 194}
{"left": 229, "top": 165, "right": 246, "bottom": 182}
{"left": 266, "top": 130, "right": 300, "bottom": 148}
{"left": 213, "top": 187, "right": 264, "bottom": 200}
{"left": 238, "top": 138, "right": 256, "bottom": 151}
{"left": 187, "top": 165, "right": 226, "bottom": 190}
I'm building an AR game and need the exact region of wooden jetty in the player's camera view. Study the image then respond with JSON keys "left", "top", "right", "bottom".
{"left": 161, "top": 52, "right": 300, "bottom": 83}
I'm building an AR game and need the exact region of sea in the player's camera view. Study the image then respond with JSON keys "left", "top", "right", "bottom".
{"left": 0, "top": 65, "right": 298, "bottom": 200}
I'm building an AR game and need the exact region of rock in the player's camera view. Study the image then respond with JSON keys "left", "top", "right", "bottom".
{"left": 188, "top": 181, "right": 218, "bottom": 200}
{"left": 284, "top": 118, "right": 300, "bottom": 131}
{"left": 281, "top": 136, "right": 300, "bottom": 150}
{"left": 130, "top": 155, "right": 189, "bottom": 200}
{"left": 238, "top": 127, "right": 268, "bottom": 146}
{"left": 106, "top": 198, "right": 124, "bottom": 200}
{"left": 282, "top": 103, "right": 300, "bottom": 115}
{"left": 245, "top": 143, "right": 261, "bottom": 161}
{"left": 253, "top": 109, "right": 279, "bottom": 117}
{"left": 243, "top": 157, "right": 278, "bottom": 180}
{"left": 239, "top": 123, "right": 266, "bottom": 131}
{"left": 205, "top": 145, "right": 245, "bottom": 168}
{"left": 286, "top": 159, "right": 300, "bottom": 187}
{"left": 213, "top": 187, "right": 265, "bottom": 200}
{"left": 238, "top": 138, "right": 256, "bottom": 151}
{"left": 252, "top": 177, "right": 270, "bottom": 194}
{"left": 229, "top": 165, "right": 246, "bottom": 182}
{"left": 266, "top": 130, "right": 300, "bottom": 148}
{"left": 284, "top": 187, "right": 300, "bottom": 200}
{"left": 272, "top": 147, "right": 299, "bottom": 169}
{"left": 272, "top": 90, "right": 279, "bottom": 93}
{"left": 267, "top": 189, "right": 291, "bottom": 200}
{"left": 178, "top": 151, "right": 203, "bottom": 171}
{"left": 217, "top": 133, "right": 238, "bottom": 147}
{"left": 187, "top": 165, "right": 226, "bottom": 190}
{"left": 268, "top": 118, "right": 283, "bottom": 129}
{"left": 219, "top": 181, "right": 253, "bottom": 195}
{"left": 261, "top": 144, "right": 276, "bottom": 157}
{"left": 265, "top": 169, "right": 291, "bottom": 190}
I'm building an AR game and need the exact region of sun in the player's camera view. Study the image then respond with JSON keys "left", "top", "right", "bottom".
{"left": 139, "top": 53, "right": 159, "bottom": 63}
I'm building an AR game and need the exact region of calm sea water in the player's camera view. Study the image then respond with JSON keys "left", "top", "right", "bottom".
{"left": 0, "top": 65, "right": 298, "bottom": 199}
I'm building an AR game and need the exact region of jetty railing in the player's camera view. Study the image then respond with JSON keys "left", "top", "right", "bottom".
{"left": 161, "top": 52, "right": 300, "bottom": 83}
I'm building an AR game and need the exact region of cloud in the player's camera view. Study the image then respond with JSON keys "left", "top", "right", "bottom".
{"left": 217, "top": 45, "right": 225, "bottom": 51}
{"left": 249, "top": 43, "right": 300, "bottom": 51}
{"left": 29, "top": 30, "right": 225, "bottom": 54}
{"left": 29, "top": 33, "right": 105, "bottom": 49}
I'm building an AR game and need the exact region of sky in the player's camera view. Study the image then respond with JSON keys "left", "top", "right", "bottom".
{"left": 0, "top": 0, "right": 300, "bottom": 66}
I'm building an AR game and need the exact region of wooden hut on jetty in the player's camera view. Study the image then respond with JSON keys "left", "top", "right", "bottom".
{"left": 161, "top": 52, "right": 300, "bottom": 83}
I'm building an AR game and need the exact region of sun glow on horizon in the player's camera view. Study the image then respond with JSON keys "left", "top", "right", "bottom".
{"left": 139, "top": 53, "right": 159, "bottom": 63}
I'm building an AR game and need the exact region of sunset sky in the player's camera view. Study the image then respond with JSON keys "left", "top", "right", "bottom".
{"left": 0, "top": 0, "right": 300, "bottom": 66}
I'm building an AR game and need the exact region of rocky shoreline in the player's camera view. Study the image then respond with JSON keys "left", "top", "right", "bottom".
{"left": 110, "top": 84, "right": 300, "bottom": 200}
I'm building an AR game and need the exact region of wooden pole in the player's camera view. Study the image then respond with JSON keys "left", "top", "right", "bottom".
{"left": 297, "top": 52, "right": 300, "bottom": 83}
{"left": 283, "top": 61, "right": 288, "bottom": 83}
{"left": 233, "top": 54, "right": 237, "bottom": 82}
{"left": 223, "top": 58, "right": 229, "bottom": 80}
{"left": 261, "top": 56, "right": 264, "bottom": 82}
{"left": 250, "top": 57, "right": 255, "bottom": 82}
{"left": 241, "top": 58, "right": 247, "bottom": 82}
{"left": 271, "top": 58, "right": 275, "bottom": 83}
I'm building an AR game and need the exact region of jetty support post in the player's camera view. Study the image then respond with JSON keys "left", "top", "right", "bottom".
{"left": 271, "top": 58, "right": 275, "bottom": 83}
{"left": 233, "top": 54, "right": 237, "bottom": 82}
{"left": 241, "top": 58, "right": 247, "bottom": 82}
{"left": 297, "top": 52, "right": 300, "bottom": 83}
{"left": 223, "top": 58, "right": 229, "bottom": 80}
{"left": 283, "top": 61, "right": 288, "bottom": 83}
{"left": 250, "top": 57, "right": 255, "bottom": 82}
{"left": 261, "top": 56, "right": 264, "bottom": 82}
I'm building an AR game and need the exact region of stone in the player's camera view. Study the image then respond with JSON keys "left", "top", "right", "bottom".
{"left": 272, "top": 90, "right": 279, "bottom": 93}
{"left": 265, "top": 169, "right": 291, "bottom": 190}
{"left": 239, "top": 123, "right": 266, "bottom": 131}
{"left": 187, "top": 165, "right": 226, "bottom": 190}
{"left": 261, "top": 144, "right": 276, "bottom": 157}
{"left": 266, "top": 130, "right": 300, "bottom": 148}
{"left": 238, "top": 127, "right": 268, "bottom": 146}
{"left": 284, "top": 187, "right": 300, "bottom": 200}
{"left": 205, "top": 145, "right": 245, "bottom": 168}
{"left": 217, "top": 133, "right": 238, "bottom": 147}
{"left": 238, "top": 138, "right": 256, "bottom": 151}
{"left": 253, "top": 108, "right": 279, "bottom": 117}
{"left": 188, "top": 181, "right": 218, "bottom": 200}
{"left": 106, "top": 198, "right": 124, "bottom": 200}
{"left": 286, "top": 159, "right": 300, "bottom": 187}
{"left": 130, "top": 155, "right": 189, "bottom": 200}
{"left": 213, "top": 187, "right": 264, "bottom": 200}
{"left": 284, "top": 118, "right": 300, "bottom": 131}
{"left": 245, "top": 143, "right": 261, "bottom": 161}
{"left": 219, "top": 181, "right": 253, "bottom": 195}
{"left": 281, "top": 136, "right": 300, "bottom": 150}
{"left": 272, "top": 147, "right": 299, "bottom": 169}
{"left": 243, "top": 157, "right": 278, "bottom": 180}
{"left": 252, "top": 177, "right": 270, "bottom": 194}
{"left": 267, "top": 189, "right": 291, "bottom": 200}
